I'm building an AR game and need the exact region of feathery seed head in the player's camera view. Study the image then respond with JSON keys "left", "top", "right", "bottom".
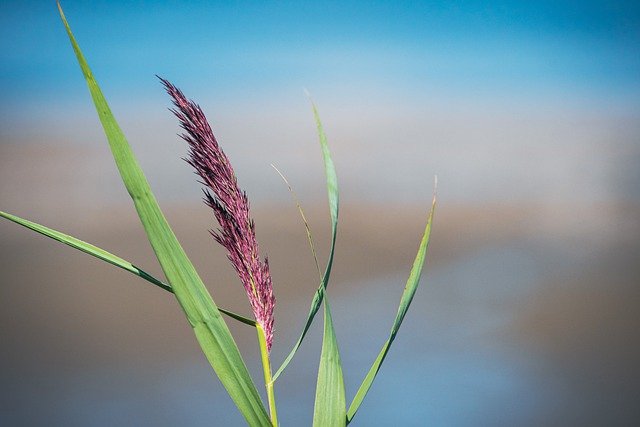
{"left": 160, "top": 77, "right": 275, "bottom": 350}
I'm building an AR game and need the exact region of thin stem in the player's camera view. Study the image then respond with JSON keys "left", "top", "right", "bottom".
{"left": 257, "top": 324, "right": 278, "bottom": 426}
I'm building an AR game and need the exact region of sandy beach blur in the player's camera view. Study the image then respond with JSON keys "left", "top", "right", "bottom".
{"left": 2, "top": 159, "right": 639, "bottom": 425}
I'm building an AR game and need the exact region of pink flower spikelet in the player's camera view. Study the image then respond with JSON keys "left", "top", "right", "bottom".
{"left": 160, "top": 77, "right": 275, "bottom": 350}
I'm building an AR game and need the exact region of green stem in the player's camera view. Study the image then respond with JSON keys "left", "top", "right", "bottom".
{"left": 257, "top": 324, "right": 278, "bottom": 426}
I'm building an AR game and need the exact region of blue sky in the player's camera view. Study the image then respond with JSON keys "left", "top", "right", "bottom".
{"left": 1, "top": 1, "right": 639, "bottom": 206}
{"left": 2, "top": 0, "right": 639, "bottom": 113}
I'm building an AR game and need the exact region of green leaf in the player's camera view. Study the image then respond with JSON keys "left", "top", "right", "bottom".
{"left": 273, "top": 100, "right": 339, "bottom": 381}
{"left": 313, "top": 294, "right": 346, "bottom": 427}
{"left": 0, "top": 210, "right": 170, "bottom": 291}
{"left": 0, "top": 210, "right": 257, "bottom": 327}
{"left": 346, "top": 192, "right": 436, "bottom": 423}
{"left": 56, "top": 3, "right": 269, "bottom": 425}
{"left": 271, "top": 164, "right": 322, "bottom": 279}
{"left": 218, "top": 307, "right": 257, "bottom": 327}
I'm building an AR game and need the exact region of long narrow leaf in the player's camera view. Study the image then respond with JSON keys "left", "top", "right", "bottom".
{"left": 0, "top": 210, "right": 256, "bottom": 326}
{"left": 313, "top": 293, "right": 346, "bottom": 427}
{"left": 56, "top": 3, "right": 269, "bottom": 425}
{"left": 346, "top": 191, "right": 436, "bottom": 423}
{"left": 0, "top": 210, "right": 170, "bottom": 291}
{"left": 273, "top": 101, "right": 339, "bottom": 381}
{"left": 271, "top": 164, "right": 322, "bottom": 279}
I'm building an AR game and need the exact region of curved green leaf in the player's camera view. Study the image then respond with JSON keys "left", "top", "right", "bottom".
{"left": 0, "top": 210, "right": 256, "bottom": 327}
{"left": 56, "top": 3, "right": 269, "bottom": 425}
{"left": 313, "top": 293, "right": 346, "bottom": 427}
{"left": 271, "top": 164, "right": 322, "bottom": 279}
{"left": 0, "top": 210, "right": 170, "bottom": 291}
{"left": 346, "top": 192, "right": 436, "bottom": 423}
{"left": 273, "top": 101, "right": 339, "bottom": 381}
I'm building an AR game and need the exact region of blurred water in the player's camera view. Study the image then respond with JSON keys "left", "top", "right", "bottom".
{"left": 2, "top": 236, "right": 614, "bottom": 426}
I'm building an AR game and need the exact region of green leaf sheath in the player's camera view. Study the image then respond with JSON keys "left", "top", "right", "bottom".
{"left": 273, "top": 101, "right": 339, "bottom": 381}
{"left": 346, "top": 194, "right": 436, "bottom": 423}
{"left": 0, "top": 211, "right": 256, "bottom": 326}
{"left": 313, "top": 295, "right": 347, "bottom": 427}
{"left": 256, "top": 324, "right": 278, "bottom": 425}
{"left": 56, "top": 3, "right": 269, "bottom": 425}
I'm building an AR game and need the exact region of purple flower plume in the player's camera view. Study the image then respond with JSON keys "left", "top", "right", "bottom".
{"left": 160, "top": 77, "right": 275, "bottom": 350}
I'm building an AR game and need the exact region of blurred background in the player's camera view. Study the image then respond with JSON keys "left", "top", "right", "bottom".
{"left": 1, "top": 1, "right": 639, "bottom": 425}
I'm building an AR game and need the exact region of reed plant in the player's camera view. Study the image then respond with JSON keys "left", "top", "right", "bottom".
{"left": 0, "top": 3, "right": 436, "bottom": 425}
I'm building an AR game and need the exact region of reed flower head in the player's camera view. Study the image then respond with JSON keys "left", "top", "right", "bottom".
{"left": 160, "top": 77, "right": 275, "bottom": 350}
